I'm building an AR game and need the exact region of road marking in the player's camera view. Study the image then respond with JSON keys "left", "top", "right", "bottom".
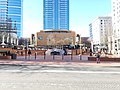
{"left": 0, "top": 70, "right": 120, "bottom": 74}
{"left": 39, "top": 70, "right": 120, "bottom": 74}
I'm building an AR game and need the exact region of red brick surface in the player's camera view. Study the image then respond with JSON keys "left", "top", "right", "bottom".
{"left": 88, "top": 57, "right": 120, "bottom": 62}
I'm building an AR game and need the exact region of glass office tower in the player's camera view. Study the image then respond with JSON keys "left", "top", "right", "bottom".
{"left": 0, "top": 0, "right": 23, "bottom": 38}
{"left": 43, "top": 0, "right": 69, "bottom": 30}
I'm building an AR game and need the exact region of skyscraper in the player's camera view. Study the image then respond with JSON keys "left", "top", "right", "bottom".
{"left": 43, "top": 0, "right": 69, "bottom": 30}
{"left": 0, "top": 0, "right": 23, "bottom": 38}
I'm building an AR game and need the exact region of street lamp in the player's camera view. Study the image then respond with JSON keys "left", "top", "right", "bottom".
{"left": 76, "top": 34, "right": 82, "bottom": 60}
{"left": 25, "top": 39, "right": 28, "bottom": 59}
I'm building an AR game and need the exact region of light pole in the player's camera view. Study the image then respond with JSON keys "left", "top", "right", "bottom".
{"left": 79, "top": 35, "right": 82, "bottom": 60}
{"left": 25, "top": 39, "right": 28, "bottom": 59}
{"left": 7, "top": 18, "right": 12, "bottom": 48}
{"left": 76, "top": 34, "right": 82, "bottom": 60}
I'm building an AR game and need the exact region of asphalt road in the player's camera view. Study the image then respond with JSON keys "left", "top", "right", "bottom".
{"left": 0, "top": 65, "right": 120, "bottom": 90}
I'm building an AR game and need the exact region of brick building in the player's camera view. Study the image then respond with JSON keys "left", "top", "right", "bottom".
{"left": 37, "top": 30, "right": 76, "bottom": 47}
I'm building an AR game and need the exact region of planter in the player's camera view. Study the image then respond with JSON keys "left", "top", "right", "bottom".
{"left": 88, "top": 56, "right": 120, "bottom": 62}
{"left": 0, "top": 56, "right": 11, "bottom": 59}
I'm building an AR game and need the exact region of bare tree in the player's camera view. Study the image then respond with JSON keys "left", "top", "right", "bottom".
{"left": 47, "top": 34, "right": 56, "bottom": 46}
{"left": 64, "top": 38, "right": 73, "bottom": 45}
{"left": 47, "top": 34, "right": 74, "bottom": 48}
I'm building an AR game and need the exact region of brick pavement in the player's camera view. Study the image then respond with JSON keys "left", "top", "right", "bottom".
{"left": 0, "top": 55, "right": 120, "bottom": 67}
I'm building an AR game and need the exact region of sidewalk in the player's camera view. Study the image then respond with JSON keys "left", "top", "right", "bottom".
{"left": 0, "top": 55, "right": 120, "bottom": 67}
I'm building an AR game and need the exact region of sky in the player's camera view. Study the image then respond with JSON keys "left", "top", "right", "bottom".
{"left": 23, "top": 0, "right": 111, "bottom": 38}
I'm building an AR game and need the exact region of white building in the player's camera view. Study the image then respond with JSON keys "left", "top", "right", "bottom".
{"left": 111, "top": 0, "right": 120, "bottom": 55}
{"left": 89, "top": 17, "right": 112, "bottom": 52}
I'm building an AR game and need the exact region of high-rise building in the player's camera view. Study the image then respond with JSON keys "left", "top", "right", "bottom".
{"left": 43, "top": 0, "right": 69, "bottom": 30}
{"left": 0, "top": 0, "right": 23, "bottom": 38}
{"left": 111, "top": 0, "right": 120, "bottom": 55}
{"left": 89, "top": 17, "right": 112, "bottom": 52}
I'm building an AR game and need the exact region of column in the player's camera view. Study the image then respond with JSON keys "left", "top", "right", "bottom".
{"left": 11, "top": 38, "right": 13, "bottom": 44}
{"left": 1, "top": 35, "right": 5, "bottom": 44}
{"left": 16, "top": 39, "right": 18, "bottom": 45}
{"left": 7, "top": 37, "right": 9, "bottom": 44}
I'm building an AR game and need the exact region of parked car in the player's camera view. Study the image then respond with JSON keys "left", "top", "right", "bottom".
{"left": 51, "top": 51, "right": 60, "bottom": 55}
{"left": 45, "top": 48, "right": 65, "bottom": 55}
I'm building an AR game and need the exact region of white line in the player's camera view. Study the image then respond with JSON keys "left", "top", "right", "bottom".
{"left": 0, "top": 70, "right": 120, "bottom": 74}
{"left": 39, "top": 70, "right": 120, "bottom": 74}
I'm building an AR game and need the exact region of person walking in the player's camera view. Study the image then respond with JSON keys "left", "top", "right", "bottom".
{"left": 90, "top": 48, "right": 92, "bottom": 56}
{"left": 28, "top": 49, "right": 31, "bottom": 59}
{"left": 96, "top": 52, "right": 100, "bottom": 63}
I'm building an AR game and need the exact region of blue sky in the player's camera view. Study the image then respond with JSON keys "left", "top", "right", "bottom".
{"left": 23, "top": 0, "right": 111, "bottom": 38}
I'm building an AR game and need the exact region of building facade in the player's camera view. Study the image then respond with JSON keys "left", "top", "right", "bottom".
{"left": 89, "top": 17, "right": 112, "bottom": 52}
{"left": 111, "top": 0, "right": 120, "bottom": 55}
{"left": 0, "top": 0, "right": 23, "bottom": 38}
{"left": 43, "top": 0, "right": 69, "bottom": 30}
{"left": 37, "top": 30, "right": 75, "bottom": 47}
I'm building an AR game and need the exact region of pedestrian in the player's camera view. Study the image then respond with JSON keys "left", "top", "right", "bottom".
{"left": 96, "top": 52, "right": 100, "bottom": 63}
{"left": 90, "top": 48, "right": 92, "bottom": 56}
{"left": 28, "top": 49, "right": 31, "bottom": 59}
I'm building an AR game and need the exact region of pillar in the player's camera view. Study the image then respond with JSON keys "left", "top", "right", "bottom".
{"left": 7, "top": 37, "right": 9, "bottom": 44}
{"left": 2, "top": 35, "right": 5, "bottom": 44}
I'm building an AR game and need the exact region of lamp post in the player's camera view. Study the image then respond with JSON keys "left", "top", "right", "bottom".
{"left": 76, "top": 34, "right": 82, "bottom": 60}
{"left": 7, "top": 18, "right": 12, "bottom": 48}
{"left": 80, "top": 35, "right": 82, "bottom": 60}
{"left": 25, "top": 39, "right": 28, "bottom": 59}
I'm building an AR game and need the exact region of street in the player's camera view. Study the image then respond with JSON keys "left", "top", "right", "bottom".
{"left": 0, "top": 65, "right": 120, "bottom": 90}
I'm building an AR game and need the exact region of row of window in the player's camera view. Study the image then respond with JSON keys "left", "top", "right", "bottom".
{"left": 7, "top": 16, "right": 21, "bottom": 22}
{"left": 44, "top": 4, "right": 68, "bottom": 6}
{"left": 0, "top": 1, "right": 7, "bottom": 5}
{"left": 8, "top": 1, "right": 21, "bottom": 7}
{"left": 45, "top": 23, "right": 68, "bottom": 26}
{"left": 0, "top": 9, "right": 7, "bottom": 12}
{"left": 44, "top": 11, "right": 68, "bottom": 13}
{"left": 60, "top": 0, "right": 68, "bottom": 1}
{"left": 0, "top": 12, "right": 7, "bottom": 15}
{"left": 44, "top": 27, "right": 68, "bottom": 29}
{"left": 0, "top": 23, "right": 21, "bottom": 30}
{"left": 44, "top": 14, "right": 68, "bottom": 16}
{"left": 0, "top": 5, "right": 7, "bottom": 8}
{"left": 44, "top": 9, "right": 68, "bottom": 11}
{"left": 44, "top": 24, "right": 69, "bottom": 26}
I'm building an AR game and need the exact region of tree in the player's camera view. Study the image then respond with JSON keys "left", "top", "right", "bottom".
{"left": 47, "top": 34, "right": 56, "bottom": 46}
{"left": 64, "top": 38, "right": 73, "bottom": 45}
{"left": 46, "top": 34, "right": 74, "bottom": 48}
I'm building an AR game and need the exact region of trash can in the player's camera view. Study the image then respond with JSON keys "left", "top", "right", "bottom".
{"left": 11, "top": 54, "right": 17, "bottom": 59}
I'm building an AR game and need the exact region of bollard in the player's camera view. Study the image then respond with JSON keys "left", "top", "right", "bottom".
{"left": 79, "top": 54, "right": 82, "bottom": 60}
{"left": 62, "top": 54, "right": 64, "bottom": 60}
{"left": 71, "top": 53, "right": 72, "bottom": 60}
{"left": 25, "top": 50, "right": 27, "bottom": 60}
{"left": 44, "top": 52, "right": 46, "bottom": 60}
{"left": 76, "top": 49, "right": 77, "bottom": 55}
{"left": 25, "top": 54, "right": 27, "bottom": 59}
{"left": 53, "top": 54, "right": 55, "bottom": 60}
{"left": 35, "top": 52, "right": 37, "bottom": 60}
